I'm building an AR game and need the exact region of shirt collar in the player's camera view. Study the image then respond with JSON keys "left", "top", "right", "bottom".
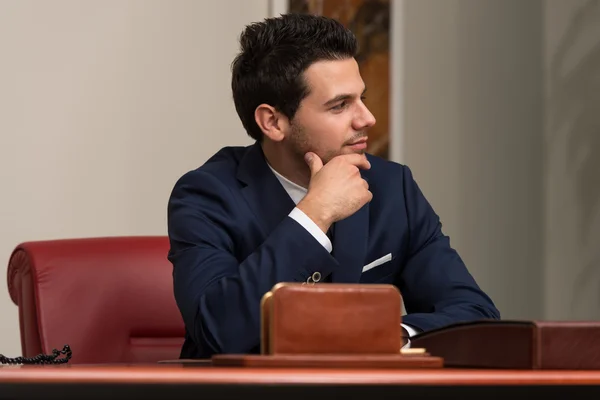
{"left": 266, "top": 163, "right": 307, "bottom": 206}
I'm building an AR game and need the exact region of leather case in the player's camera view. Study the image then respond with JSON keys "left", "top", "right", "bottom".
{"left": 410, "top": 320, "right": 600, "bottom": 369}
{"left": 261, "top": 282, "right": 402, "bottom": 355}
{"left": 212, "top": 283, "right": 444, "bottom": 368}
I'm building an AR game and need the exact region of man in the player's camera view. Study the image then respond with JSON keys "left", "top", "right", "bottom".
{"left": 167, "top": 13, "right": 500, "bottom": 359}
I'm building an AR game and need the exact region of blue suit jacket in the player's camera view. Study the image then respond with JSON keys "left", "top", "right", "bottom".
{"left": 167, "top": 143, "right": 500, "bottom": 358}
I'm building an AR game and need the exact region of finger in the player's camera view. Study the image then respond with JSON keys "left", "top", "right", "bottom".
{"left": 304, "top": 152, "right": 324, "bottom": 177}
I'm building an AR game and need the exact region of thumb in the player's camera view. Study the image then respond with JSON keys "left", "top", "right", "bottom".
{"left": 304, "top": 152, "right": 323, "bottom": 177}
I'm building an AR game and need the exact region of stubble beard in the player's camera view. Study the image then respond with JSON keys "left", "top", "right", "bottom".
{"left": 288, "top": 121, "right": 340, "bottom": 165}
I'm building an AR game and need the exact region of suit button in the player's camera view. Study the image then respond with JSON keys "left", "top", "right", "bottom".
{"left": 312, "top": 272, "right": 321, "bottom": 283}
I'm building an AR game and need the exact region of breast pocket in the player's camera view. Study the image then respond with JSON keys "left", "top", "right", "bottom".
{"left": 360, "top": 253, "right": 396, "bottom": 283}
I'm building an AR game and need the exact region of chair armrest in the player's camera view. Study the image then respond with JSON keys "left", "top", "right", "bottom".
{"left": 7, "top": 246, "right": 30, "bottom": 306}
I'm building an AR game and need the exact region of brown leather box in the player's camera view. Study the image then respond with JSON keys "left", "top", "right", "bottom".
{"left": 260, "top": 283, "right": 402, "bottom": 355}
{"left": 211, "top": 283, "right": 443, "bottom": 368}
{"left": 410, "top": 320, "right": 600, "bottom": 369}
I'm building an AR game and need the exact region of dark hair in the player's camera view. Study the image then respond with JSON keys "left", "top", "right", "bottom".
{"left": 231, "top": 13, "right": 358, "bottom": 142}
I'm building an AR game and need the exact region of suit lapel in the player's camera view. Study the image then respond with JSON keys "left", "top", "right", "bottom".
{"left": 236, "top": 143, "right": 296, "bottom": 236}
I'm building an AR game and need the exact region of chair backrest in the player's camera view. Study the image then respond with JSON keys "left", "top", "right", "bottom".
{"left": 6, "top": 236, "right": 185, "bottom": 364}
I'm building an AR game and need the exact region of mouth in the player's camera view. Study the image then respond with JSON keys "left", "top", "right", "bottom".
{"left": 346, "top": 137, "right": 368, "bottom": 150}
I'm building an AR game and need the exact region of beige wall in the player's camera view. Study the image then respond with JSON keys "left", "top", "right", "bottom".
{"left": 0, "top": 0, "right": 265, "bottom": 355}
{"left": 543, "top": 0, "right": 600, "bottom": 320}
{"left": 400, "top": 0, "right": 600, "bottom": 322}
{"left": 402, "top": 0, "right": 544, "bottom": 320}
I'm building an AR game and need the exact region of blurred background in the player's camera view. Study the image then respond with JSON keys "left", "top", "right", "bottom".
{"left": 0, "top": 0, "right": 598, "bottom": 355}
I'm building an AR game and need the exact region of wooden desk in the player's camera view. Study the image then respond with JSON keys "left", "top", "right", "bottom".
{"left": 2, "top": 364, "right": 600, "bottom": 399}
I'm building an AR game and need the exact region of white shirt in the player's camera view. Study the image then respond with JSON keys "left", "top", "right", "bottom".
{"left": 267, "top": 164, "right": 418, "bottom": 343}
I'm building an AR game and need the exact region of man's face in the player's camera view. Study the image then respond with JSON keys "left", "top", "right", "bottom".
{"left": 284, "top": 58, "right": 376, "bottom": 164}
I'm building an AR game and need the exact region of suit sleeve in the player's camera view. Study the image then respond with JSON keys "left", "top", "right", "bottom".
{"left": 397, "top": 166, "right": 500, "bottom": 332}
{"left": 167, "top": 170, "right": 339, "bottom": 357}
{"left": 288, "top": 207, "right": 332, "bottom": 252}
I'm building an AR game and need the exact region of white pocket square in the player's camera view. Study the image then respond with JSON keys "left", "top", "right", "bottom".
{"left": 362, "top": 253, "right": 392, "bottom": 272}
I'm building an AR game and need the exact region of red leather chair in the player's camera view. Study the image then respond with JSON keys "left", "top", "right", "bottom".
{"left": 6, "top": 236, "right": 185, "bottom": 364}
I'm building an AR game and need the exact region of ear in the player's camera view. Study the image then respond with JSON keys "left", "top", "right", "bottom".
{"left": 255, "top": 104, "right": 287, "bottom": 142}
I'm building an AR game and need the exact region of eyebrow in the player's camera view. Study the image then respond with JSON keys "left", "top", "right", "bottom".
{"left": 322, "top": 87, "right": 367, "bottom": 107}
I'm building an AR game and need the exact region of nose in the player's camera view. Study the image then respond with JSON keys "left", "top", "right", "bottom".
{"left": 352, "top": 102, "right": 376, "bottom": 131}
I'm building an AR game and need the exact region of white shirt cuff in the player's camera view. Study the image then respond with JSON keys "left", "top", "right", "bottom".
{"left": 402, "top": 323, "right": 419, "bottom": 337}
{"left": 288, "top": 207, "right": 332, "bottom": 253}
{"left": 401, "top": 323, "right": 419, "bottom": 349}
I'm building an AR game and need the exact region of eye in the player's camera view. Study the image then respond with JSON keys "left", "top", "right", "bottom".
{"left": 331, "top": 100, "right": 348, "bottom": 111}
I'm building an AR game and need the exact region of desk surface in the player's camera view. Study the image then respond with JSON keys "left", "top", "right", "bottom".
{"left": 2, "top": 364, "right": 600, "bottom": 385}
{"left": 2, "top": 364, "right": 600, "bottom": 399}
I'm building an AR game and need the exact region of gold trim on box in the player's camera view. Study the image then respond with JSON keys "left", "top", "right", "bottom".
{"left": 260, "top": 282, "right": 307, "bottom": 355}
{"left": 260, "top": 290, "right": 273, "bottom": 355}
{"left": 401, "top": 348, "right": 427, "bottom": 355}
